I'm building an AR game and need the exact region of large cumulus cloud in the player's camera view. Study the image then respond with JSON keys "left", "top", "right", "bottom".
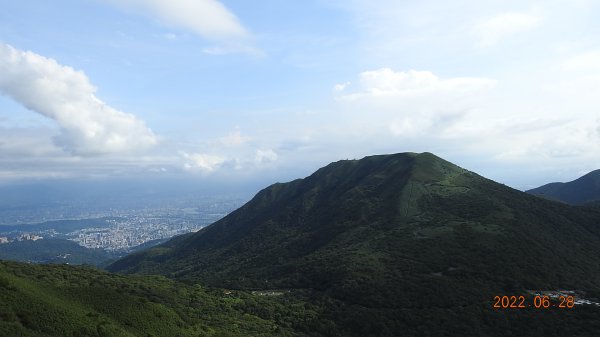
{"left": 0, "top": 43, "right": 157, "bottom": 155}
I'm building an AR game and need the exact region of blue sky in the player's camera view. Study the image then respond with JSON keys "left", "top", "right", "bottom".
{"left": 1, "top": 0, "right": 600, "bottom": 190}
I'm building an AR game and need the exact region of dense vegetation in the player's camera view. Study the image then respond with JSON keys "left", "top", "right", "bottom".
{"left": 2, "top": 260, "right": 600, "bottom": 337}
{"left": 108, "top": 152, "right": 600, "bottom": 335}
{"left": 0, "top": 260, "right": 333, "bottom": 337}
{"left": 527, "top": 169, "right": 600, "bottom": 204}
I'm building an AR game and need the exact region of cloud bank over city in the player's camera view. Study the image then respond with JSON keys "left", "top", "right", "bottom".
{"left": 1, "top": 0, "right": 600, "bottom": 189}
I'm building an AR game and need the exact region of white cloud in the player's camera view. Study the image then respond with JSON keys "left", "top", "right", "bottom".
{"left": 473, "top": 12, "right": 541, "bottom": 47}
{"left": 105, "top": 0, "right": 249, "bottom": 41}
{"left": 336, "top": 68, "right": 495, "bottom": 136}
{"left": 0, "top": 43, "right": 157, "bottom": 156}
{"left": 328, "top": 62, "right": 600, "bottom": 189}
{"left": 0, "top": 124, "right": 181, "bottom": 181}
{"left": 340, "top": 68, "right": 495, "bottom": 99}
{"left": 333, "top": 81, "right": 351, "bottom": 92}
{"left": 182, "top": 152, "right": 226, "bottom": 173}
{"left": 255, "top": 149, "right": 278, "bottom": 165}
{"left": 219, "top": 130, "right": 251, "bottom": 147}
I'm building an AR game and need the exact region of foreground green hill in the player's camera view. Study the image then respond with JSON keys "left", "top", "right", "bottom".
{"left": 2, "top": 259, "right": 599, "bottom": 337}
{"left": 527, "top": 169, "right": 600, "bottom": 204}
{"left": 0, "top": 260, "right": 331, "bottom": 337}
{"left": 108, "top": 152, "right": 600, "bottom": 335}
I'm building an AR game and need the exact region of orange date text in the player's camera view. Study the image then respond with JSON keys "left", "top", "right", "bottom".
{"left": 493, "top": 295, "right": 575, "bottom": 309}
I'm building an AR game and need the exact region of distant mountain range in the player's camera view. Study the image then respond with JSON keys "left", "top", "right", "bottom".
{"left": 108, "top": 152, "right": 600, "bottom": 336}
{"left": 527, "top": 169, "right": 600, "bottom": 205}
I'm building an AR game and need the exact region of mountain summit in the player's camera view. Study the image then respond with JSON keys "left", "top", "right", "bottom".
{"left": 527, "top": 169, "right": 600, "bottom": 205}
{"left": 108, "top": 152, "right": 600, "bottom": 335}
{"left": 109, "top": 152, "right": 478, "bottom": 287}
{"left": 110, "top": 152, "right": 600, "bottom": 298}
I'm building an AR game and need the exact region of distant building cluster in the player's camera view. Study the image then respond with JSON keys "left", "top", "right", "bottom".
{"left": 70, "top": 218, "right": 205, "bottom": 252}
{"left": 0, "top": 234, "right": 43, "bottom": 244}
{"left": 20, "top": 233, "right": 43, "bottom": 241}
{"left": 0, "top": 197, "right": 247, "bottom": 252}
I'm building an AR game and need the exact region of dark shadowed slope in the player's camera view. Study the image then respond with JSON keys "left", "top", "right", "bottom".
{"left": 527, "top": 169, "right": 600, "bottom": 205}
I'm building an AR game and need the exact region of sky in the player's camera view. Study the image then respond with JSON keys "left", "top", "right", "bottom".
{"left": 1, "top": 0, "right": 600, "bottom": 191}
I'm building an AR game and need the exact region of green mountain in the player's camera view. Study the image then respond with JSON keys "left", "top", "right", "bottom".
{"left": 527, "top": 169, "right": 600, "bottom": 205}
{"left": 0, "top": 238, "right": 115, "bottom": 266}
{"left": 108, "top": 152, "right": 600, "bottom": 336}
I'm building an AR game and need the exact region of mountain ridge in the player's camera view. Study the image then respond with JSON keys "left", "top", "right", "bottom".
{"left": 108, "top": 153, "right": 470, "bottom": 281}
{"left": 109, "top": 152, "right": 600, "bottom": 301}
{"left": 527, "top": 169, "right": 600, "bottom": 205}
